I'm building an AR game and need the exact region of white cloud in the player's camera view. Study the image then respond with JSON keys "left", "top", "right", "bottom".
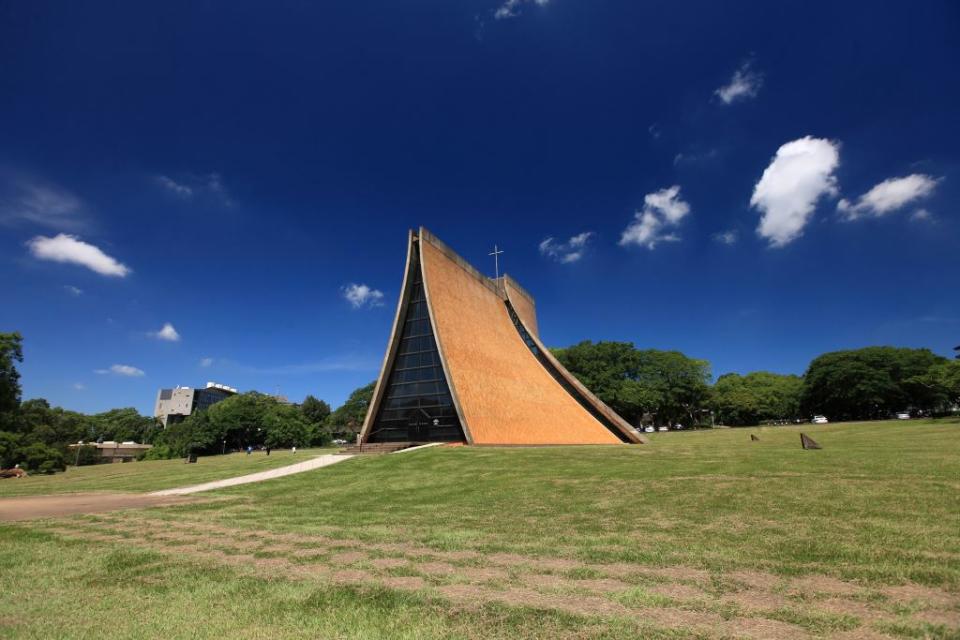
{"left": 911, "top": 208, "right": 933, "bottom": 222}
{"left": 27, "top": 233, "right": 131, "bottom": 277}
{"left": 72, "top": 382, "right": 86, "bottom": 390}
{"left": 64, "top": 285, "right": 83, "bottom": 296}
{"left": 155, "top": 175, "right": 193, "bottom": 198}
{"left": 620, "top": 186, "right": 690, "bottom": 250}
{"left": 494, "top": 0, "right": 548, "bottom": 19}
{"left": 751, "top": 136, "right": 840, "bottom": 247}
{"left": 199, "top": 357, "right": 214, "bottom": 367}
{"left": 0, "top": 175, "right": 87, "bottom": 230}
{"left": 837, "top": 174, "right": 939, "bottom": 220}
{"left": 715, "top": 60, "right": 763, "bottom": 105}
{"left": 343, "top": 283, "right": 385, "bottom": 309}
{"left": 95, "top": 364, "right": 145, "bottom": 377}
{"left": 154, "top": 172, "right": 232, "bottom": 206}
{"left": 714, "top": 230, "right": 739, "bottom": 245}
{"left": 539, "top": 231, "right": 594, "bottom": 263}
{"left": 151, "top": 322, "right": 181, "bottom": 342}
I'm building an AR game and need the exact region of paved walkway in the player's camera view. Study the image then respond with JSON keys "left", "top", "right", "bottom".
{"left": 149, "top": 453, "right": 354, "bottom": 496}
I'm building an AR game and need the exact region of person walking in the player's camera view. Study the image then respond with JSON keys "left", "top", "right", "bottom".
{"left": 265, "top": 446, "right": 271, "bottom": 456}
{"left": 291, "top": 445, "right": 297, "bottom": 454}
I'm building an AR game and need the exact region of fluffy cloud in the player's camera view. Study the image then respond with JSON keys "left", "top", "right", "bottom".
{"left": 199, "top": 357, "right": 214, "bottom": 367}
{"left": 620, "top": 186, "right": 690, "bottom": 250}
{"left": 0, "top": 174, "right": 87, "bottom": 230}
{"left": 837, "top": 174, "right": 939, "bottom": 220}
{"left": 151, "top": 322, "right": 181, "bottom": 342}
{"left": 343, "top": 283, "right": 385, "bottom": 309}
{"left": 27, "top": 233, "right": 131, "bottom": 277}
{"left": 95, "top": 364, "right": 145, "bottom": 377}
{"left": 911, "top": 208, "right": 933, "bottom": 222}
{"left": 64, "top": 285, "right": 83, "bottom": 296}
{"left": 72, "top": 382, "right": 86, "bottom": 390}
{"left": 539, "top": 232, "right": 594, "bottom": 263}
{"left": 494, "top": 0, "right": 548, "bottom": 19}
{"left": 715, "top": 61, "right": 763, "bottom": 105}
{"left": 713, "top": 230, "right": 738, "bottom": 245}
{"left": 751, "top": 136, "right": 840, "bottom": 247}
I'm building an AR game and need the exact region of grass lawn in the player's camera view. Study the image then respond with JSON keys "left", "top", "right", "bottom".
{"left": 0, "top": 447, "right": 334, "bottom": 496}
{"left": 1, "top": 420, "right": 958, "bottom": 639}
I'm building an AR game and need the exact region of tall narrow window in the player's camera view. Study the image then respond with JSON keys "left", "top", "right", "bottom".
{"left": 370, "top": 243, "right": 465, "bottom": 443}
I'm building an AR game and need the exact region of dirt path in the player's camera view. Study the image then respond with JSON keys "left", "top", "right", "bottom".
{"left": 0, "top": 494, "right": 194, "bottom": 521}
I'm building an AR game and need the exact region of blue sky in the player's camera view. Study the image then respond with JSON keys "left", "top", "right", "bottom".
{"left": 1, "top": 1, "right": 958, "bottom": 415}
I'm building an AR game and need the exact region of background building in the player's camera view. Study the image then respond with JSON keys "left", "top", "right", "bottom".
{"left": 68, "top": 441, "right": 152, "bottom": 463}
{"left": 154, "top": 381, "right": 238, "bottom": 427}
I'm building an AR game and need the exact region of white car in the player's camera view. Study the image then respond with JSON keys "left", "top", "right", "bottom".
{"left": 896, "top": 412, "right": 910, "bottom": 420}
{"left": 657, "top": 426, "right": 668, "bottom": 432}
{"left": 643, "top": 425, "right": 655, "bottom": 433}
{"left": 812, "top": 415, "right": 829, "bottom": 424}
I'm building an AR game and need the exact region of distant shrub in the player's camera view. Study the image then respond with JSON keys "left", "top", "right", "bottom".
{"left": 142, "top": 445, "right": 175, "bottom": 460}
{"left": 16, "top": 443, "right": 66, "bottom": 474}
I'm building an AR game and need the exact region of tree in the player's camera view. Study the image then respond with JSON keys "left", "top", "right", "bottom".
{"left": 0, "top": 332, "right": 24, "bottom": 430}
{"left": 908, "top": 360, "right": 960, "bottom": 412}
{"left": 263, "top": 404, "right": 309, "bottom": 448}
{"left": 801, "top": 347, "right": 946, "bottom": 420}
{"left": 158, "top": 410, "right": 221, "bottom": 457}
{"left": 327, "top": 381, "right": 375, "bottom": 436}
{"left": 301, "top": 395, "right": 331, "bottom": 426}
{"left": 553, "top": 341, "right": 711, "bottom": 427}
{"left": 712, "top": 372, "right": 803, "bottom": 425}
{"left": 91, "top": 408, "right": 160, "bottom": 443}
{"left": 206, "top": 392, "right": 276, "bottom": 449}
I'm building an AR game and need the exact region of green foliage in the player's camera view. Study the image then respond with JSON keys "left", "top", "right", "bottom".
{"left": 15, "top": 442, "right": 66, "bottom": 474}
{"left": 802, "top": 347, "right": 947, "bottom": 420}
{"left": 327, "top": 381, "right": 375, "bottom": 435}
{"left": 153, "top": 392, "right": 326, "bottom": 455}
{"left": 300, "top": 395, "right": 331, "bottom": 425}
{"left": 553, "top": 341, "right": 711, "bottom": 426}
{"left": 158, "top": 411, "right": 221, "bottom": 457}
{"left": 0, "top": 430, "right": 23, "bottom": 468}
{"left": 263, "top": 404, "right": 309, "bottom": 448}
{"left": 141, "top": 444, "right": 175, "bottom": 460}
{"left": 712, "top": 371, "right": 803, "bottom": 425}
{"left": 90, "top": 408, "right": 160, "bottom": 444}
{"left": 0, "top": 332, "right": 24, "bottom": 430}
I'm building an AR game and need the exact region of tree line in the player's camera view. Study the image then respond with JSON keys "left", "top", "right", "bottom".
{"left": 2, "top": 329, "right": 958, "bottom": 473}
{"left": 553, "top": 341, "right": 960, "bottom": 427}
{"left": 0, "top": 332, "right": 375, "bottom": 473}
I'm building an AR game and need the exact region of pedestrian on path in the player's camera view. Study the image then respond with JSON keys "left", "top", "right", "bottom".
{"left": 292, "top": 446, "right": 297, "bottom": 454}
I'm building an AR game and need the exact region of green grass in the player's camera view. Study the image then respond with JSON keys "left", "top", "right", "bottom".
{"left": 1, "top": 419, "right": 958, "bottom": 639}
{"left": 0, "top": 447, "right": 334, "bottom": 495}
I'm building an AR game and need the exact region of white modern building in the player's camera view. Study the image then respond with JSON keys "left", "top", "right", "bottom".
{"left": 154, "top": 381, "right": 238, "bottom": 427}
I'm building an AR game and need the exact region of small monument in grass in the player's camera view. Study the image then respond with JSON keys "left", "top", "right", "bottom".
{"left": 800, "top": 433, "right": 821, "bottom": 450}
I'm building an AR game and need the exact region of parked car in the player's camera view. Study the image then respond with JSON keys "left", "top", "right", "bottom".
{"left": 895, "top": 412, "right": 910, "bottom": 420}
{"left": 812, "top": 415, "right": 829, "bottom": 424}
{"left": 332, "top": 439, "right": 348, "bottom": 445}
{"left": 657, "top": 426, "right": 668, "bottom": 432}
{"left": 643, "top": 426, "right": 655, "bottom": 433}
